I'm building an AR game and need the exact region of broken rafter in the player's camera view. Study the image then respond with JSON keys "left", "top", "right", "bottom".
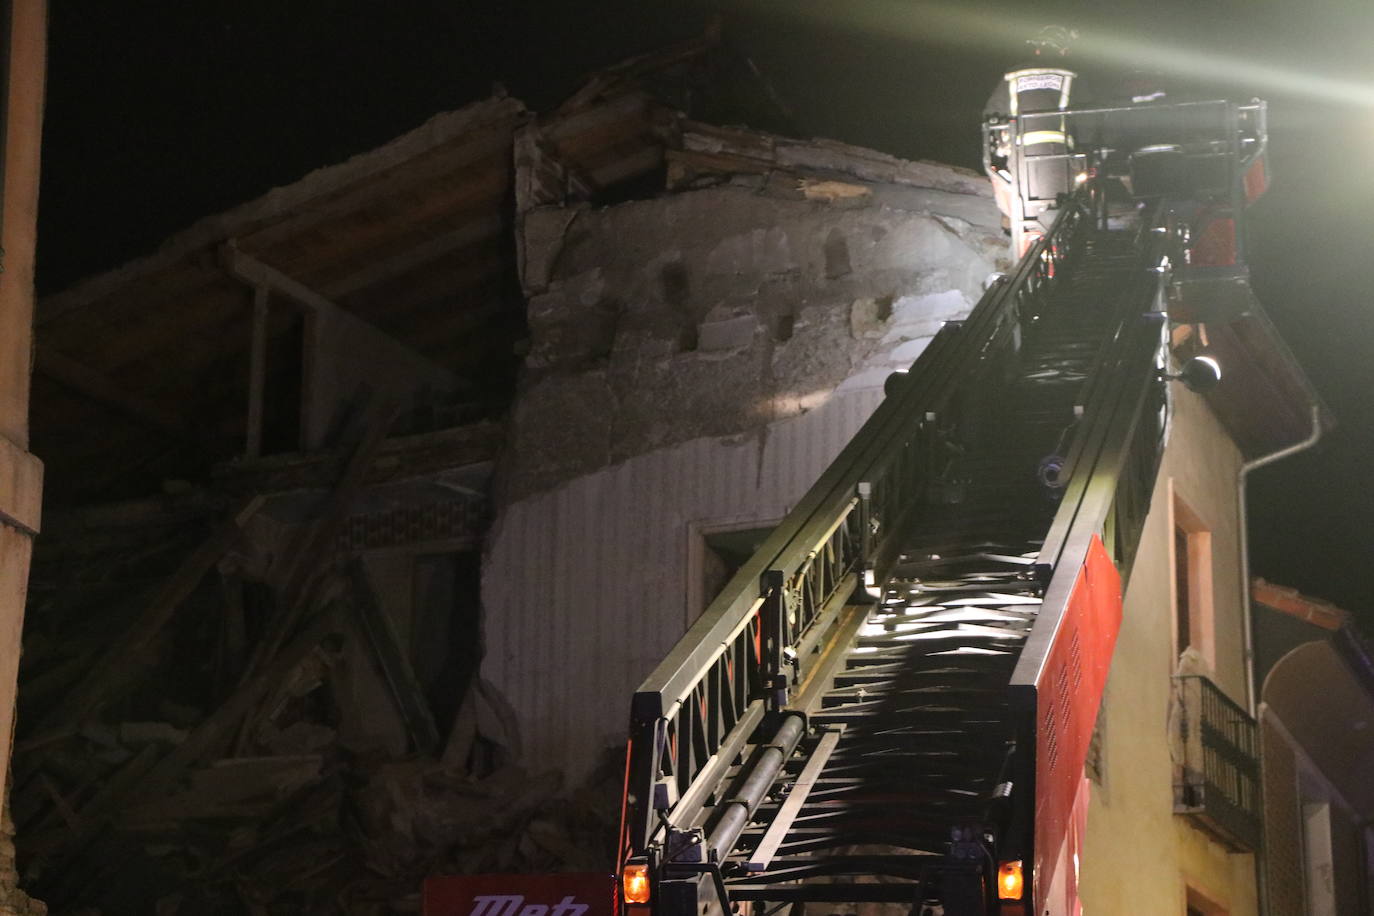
{"left": 28, "top": 614, "right": 340, "bottom": 874}
{"left": 218, "top": 242, "right": 465, "bottom": 389}
{"left": 555, "top": 20, "right": 721, "bottom": 114}
{"left": 37, "top": 96, "right": 527, "bottom": 329}
{"left": 246, "top": 285, "right": 270, "bottom": 459}
{"left": 35, "top": 345, "right": 199, "bottom": 445}
{"left": 318, "top": 212, "right": 507, "bottom": 302}
{"left": 237, "top": 396, "right": 401, "bottom": 687}
{"left": 211, "top": 421, "right": 501, "bottom": 495}
{"left": 232, "top": 126, "right": 516, "bottom": 255}
{"left": 347, "top": 561, "right": 441, "bottom": 755}
{"left": 30, "top": 495, "right": 266, "bottom": 739}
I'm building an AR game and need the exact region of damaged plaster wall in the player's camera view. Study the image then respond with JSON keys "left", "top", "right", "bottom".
{"left": 485, "top": 160, "right": 1006, "bottom": 781}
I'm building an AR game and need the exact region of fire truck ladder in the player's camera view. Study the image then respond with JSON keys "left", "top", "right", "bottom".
{"left": 619, "top": 188, "right": 1180, "bottom": 916}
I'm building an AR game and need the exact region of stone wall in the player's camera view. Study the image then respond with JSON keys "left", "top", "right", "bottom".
{"left": 506, "top": 177, "right": 1004, "bottom": 502}
{"left": 485, "top": 158, "right": 1005, "bottom": 781}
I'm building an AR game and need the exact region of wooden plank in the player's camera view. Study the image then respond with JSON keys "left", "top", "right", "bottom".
{"left": 680, "top": 119, "right": 777, "bottom": 158}
{"left": 318, "top": 212, "right": 505, "bottom": 301}
{"left": 145, "top": 612, "right": 339, "bottom": 792}
{"left": 38, "top": 96, "right": 525, "bottom": 328}
{"left": 218, "top": 570, "right": 250, "bottom": 696}
{"left": 245, "top": 285, "right": 269, "bottom": 458}
{"left": 52, "top": 277, "right": 245, "bottom": 375}
{"left": 346, "top": 251, "right": 508, "bottom": 331}
{"left": 32, "top": 495, "right": 266, "bottom": 737}
{"left": 259, "top": 161, "right": 511, "bottom": 286}
{"left": 34, "top": 345, "right": 195, "bottom": 443}
{"left": 38, "top": 773, "right": 83, "bottom": 833}
{"left": 382, "top": 295, "right": 514, "bottom": 359}
{"left": 25, "top": 744, "right": 159, "bottom": 859}
{"left": 28, "top": 615, "right": 337, "bottom": 868}
{"left": 219, "top": 245, "right": 459, "bottom": 386}
{"left": 236, "top": 396, "right": 400, "bottom": 686}
{"left": 210, "top": 420, "right": 501, "bottom": 495}
{"left": 39, "top": 256, "right": 225, "bottom": 331}
{"left": 346, "top": 561, "right": 441, "bottom": 754}
{"left": 665, "top": 147, "right": 773, "bottom": 191}
{"left": 235, "top": 127, "right": 517, "bottom": 253}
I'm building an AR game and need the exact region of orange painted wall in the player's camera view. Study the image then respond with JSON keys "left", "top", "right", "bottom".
{"left": 0, "top": 0, "right": 47, "bottom": 783}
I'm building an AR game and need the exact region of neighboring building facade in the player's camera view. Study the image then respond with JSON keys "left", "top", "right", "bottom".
{"left": 12, "top": 32, "right": 1351, "bottom": 914}
{"left": 1080, "top": 384, "right": 1260, "bottom": 915}
{"left": 1252, "top": 579, "right": 1374, "bottom": 915}
{"left": 1079, "top": 333, "right": 1325, "bottom": 913}
{"left": 0, "top": 2, "right": 46, "bottom": 914}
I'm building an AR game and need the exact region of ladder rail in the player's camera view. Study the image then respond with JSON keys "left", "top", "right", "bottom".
{"left": 1008, "top": 306, "right": 1173, "bottom": 908}
{"left": 622, "top": 198, "right": 1094, "bottom": 862}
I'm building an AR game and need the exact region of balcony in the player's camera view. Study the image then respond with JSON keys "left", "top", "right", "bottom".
{"left": 1172, "top": 674, "right": 1262, "bottom": 852}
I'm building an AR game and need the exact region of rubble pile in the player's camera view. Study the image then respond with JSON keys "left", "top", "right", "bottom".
{"left": 13, "top": 421, "right": 619, "bottom": 914}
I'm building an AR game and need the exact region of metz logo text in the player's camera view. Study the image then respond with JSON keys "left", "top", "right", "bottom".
{"left": 470, "top": 895, "right": 590, "bottom": 916}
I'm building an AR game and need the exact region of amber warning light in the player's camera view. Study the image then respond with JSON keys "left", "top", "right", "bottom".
{"left": 622, "top": 863, "right": 651, "bottom": 905}
{"left": 997, "top": 860, "right": 1024, "bottom": 900}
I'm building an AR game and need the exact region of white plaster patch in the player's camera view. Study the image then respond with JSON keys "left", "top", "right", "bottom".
{"left": 889, "top": 337, "right": 932, "bottom": 364}
{"left": 884, "top": 289, "right": 969, "bottom": 343}
{"left": 835, "top": 366, "right": 897, "bottom": 393}
{"left": 704, "top": 227, "right": 794, "bottom": 276}
{"left": 574, "top": 268, "right": 607, "bottom": 306}
{"left": 698, "top": 313, "right": 758, "bottom": 353}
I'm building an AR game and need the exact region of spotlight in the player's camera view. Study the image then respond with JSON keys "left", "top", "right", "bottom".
{"left": 1161, "top": 355, "right": 1221, "bottom": 393}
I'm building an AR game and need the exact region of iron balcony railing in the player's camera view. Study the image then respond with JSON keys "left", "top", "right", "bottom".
{"left": 1172, "top": 674, "right": 1262, "bottom": 852}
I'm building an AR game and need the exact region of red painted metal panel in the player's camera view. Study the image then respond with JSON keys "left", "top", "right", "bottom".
{"left": 1189, "top": 216, "right": 1237, "bottom": 267}
{"left": 1032, "top": 535, "right": 1122, "bottom": 913}
{"left": 1242, "top": 154, "right": 1268, "bottom": 204}
{"left": 423, "top": 873, "right": 616, "bottom": 916}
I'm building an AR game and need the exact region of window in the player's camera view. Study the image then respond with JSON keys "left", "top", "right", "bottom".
{"left": 1185, "top": 885, "right": 1228, "bottom": 916}
{"left": 1171, "top": 490, "right": 1214, "bottom": 669}
{"left": 1175, "top": 527, "right": 1192, "bottom": 652}
{"left": 687, "top": 520, "right": 778, "bottom": 626}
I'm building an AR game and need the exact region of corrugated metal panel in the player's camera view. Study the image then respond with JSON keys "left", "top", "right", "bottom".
{"left": 483, "top": 385, "right": 887, "bottom": 781}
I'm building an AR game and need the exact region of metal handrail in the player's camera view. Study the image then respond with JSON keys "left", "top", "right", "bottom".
{"left": 1004, "top": 212, "right": 1176, "bottom": 909}
{"left": 621, "top": 193, "right": 1097, "bottom": 863}
{"left": 1011, "top": 310, "right": 1167, "bottom": 688}
{"left": 1172, "top": 674, "right": 1262, "bottom": 851}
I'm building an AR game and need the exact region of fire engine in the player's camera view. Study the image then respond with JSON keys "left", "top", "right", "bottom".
{"left": 612, "top": 78, "right": 1267, "bottom": 916}
{"left": 428, "top": 60, "right": 1269, "bottom": 916}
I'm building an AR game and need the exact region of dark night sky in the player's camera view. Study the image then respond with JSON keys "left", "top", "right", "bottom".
{"left": 38, "top": 1, "right": 1374, "bottom": 619}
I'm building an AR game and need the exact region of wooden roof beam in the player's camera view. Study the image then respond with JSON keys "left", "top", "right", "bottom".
{"left": 318, "top": 211, "right": 506, "bottom": 301}
{"left": 219, "top": 243, "right": 460, "bottom": 382}
{"left": 35, "top": 345, "right": 198, "bottom": 445}
{"left": 219, "top": 244, "right": 467, "bottom": 453}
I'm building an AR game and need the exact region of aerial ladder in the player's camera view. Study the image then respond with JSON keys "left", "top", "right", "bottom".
{"left": 614, "top": 96, "right": 1269, "bottom": 916}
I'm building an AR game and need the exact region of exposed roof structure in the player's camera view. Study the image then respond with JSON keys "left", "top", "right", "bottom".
{"left": 30, "top": 22, "right": 1325, "bottom": 508}
{"left": 30, "top": 35, "right": 715, "bottom": 505}
{"left": 1253, "top": 576, "right": 1349, "bottom": 631}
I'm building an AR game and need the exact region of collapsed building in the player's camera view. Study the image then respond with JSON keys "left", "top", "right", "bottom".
{"left": 15, "top": 38, "right": 1007, "bottom": 913}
